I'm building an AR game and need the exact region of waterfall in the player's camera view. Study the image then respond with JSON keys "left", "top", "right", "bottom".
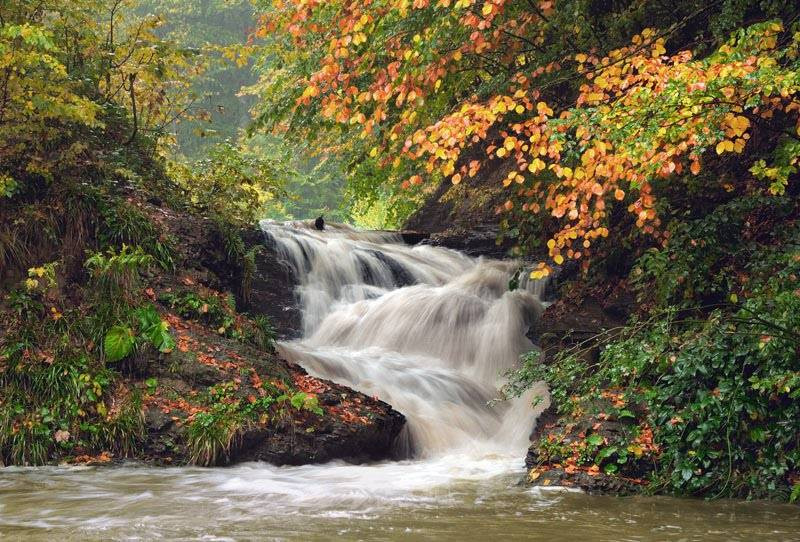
{"left": 262, "top": 220, "right": 547, "bottom": 458}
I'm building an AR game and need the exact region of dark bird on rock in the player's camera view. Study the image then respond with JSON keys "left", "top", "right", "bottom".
{"left": 314, "top": 216, "right": 325, "bottom": 230}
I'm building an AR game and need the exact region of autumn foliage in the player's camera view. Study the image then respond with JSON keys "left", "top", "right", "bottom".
{"left": 253, "top": 1, "right": 800, "bottom": 273}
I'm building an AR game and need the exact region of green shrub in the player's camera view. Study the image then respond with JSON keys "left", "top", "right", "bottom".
{"left": 187, "top": 403, "right": 243, "bottom": 466}
{"left": 98, "top": 201, "right": 176, "bottom": 271}
{"left": 508, "top": 199, "right": 800, "bottom": 500}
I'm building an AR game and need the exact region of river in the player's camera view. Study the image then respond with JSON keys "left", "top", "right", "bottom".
{"left": 1, "top": 222, "right": 798, "bottom": 540}
{"left": 2, "top": 460, "right": 799, "bottom": 540}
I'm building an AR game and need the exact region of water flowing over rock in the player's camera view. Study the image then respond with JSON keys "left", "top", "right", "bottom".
{"left": 261, "top": 220, "right": 548, "bottom": 458}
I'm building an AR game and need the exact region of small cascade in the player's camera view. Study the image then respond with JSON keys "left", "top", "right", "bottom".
{"left": 262, "top": 220, "right": 547, "bottom": 458}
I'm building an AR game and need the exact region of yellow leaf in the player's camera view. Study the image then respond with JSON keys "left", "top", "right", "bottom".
{"left": 627, "top": 444, "right": 644, "bottom": 458}
{"left": 554, "top": 254, "right": 564, "bottom": 265}
{"left": 536, "top": 102, "right": 553, "bottom": 116}
{"left": 715, "top": 139, "right": 734, "bottom": 155}
{"left": 529, "top": 158, "right": 545, "bottom": 173}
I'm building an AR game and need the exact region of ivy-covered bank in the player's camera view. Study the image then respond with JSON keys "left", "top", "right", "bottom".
{"left": 507, "top": 194, "right": 800, "bottom": 502}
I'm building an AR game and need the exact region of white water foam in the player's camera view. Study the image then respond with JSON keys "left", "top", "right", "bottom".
{"left": 262, "top": 220, "right": 547, "bottom": 459}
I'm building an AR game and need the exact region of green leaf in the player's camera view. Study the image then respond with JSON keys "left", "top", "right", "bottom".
{"left": 136, "top": 304, "right": 175, "bottom": 352}
{"left": 146, "top": 320, "right": 176, "bottom": 353}
{"left": 618, "top": 409, "right": 636, "bottom": 419}
{"left": 104, "top": 325, "right": 135, "bottom": 362}
{"left": 145, "top": 377, "right": 158, "bottom": 395}
{"left": 290, "top": 392, "right": 307, "bottom": 410}
{"left": 596, "top": 446, "right": 618, "bottom": 460}
{"left": 303, "top": 394, "right": 324, "bottom": 415}
{"left": 603, "top": 463, "right": 619, "bottom": 475}
{"left": 136, "top": 304, "right": 161, "bottom": 330}
{"left": 790, "top": 483, "right": 800, "bottom": 503}
{"left": 586, "top": 433, "right": 604, "bottom": 447}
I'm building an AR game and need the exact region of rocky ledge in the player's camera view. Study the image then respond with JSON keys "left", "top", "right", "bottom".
{"left": 138, "top": 298, "right": 405, "bottom": 466}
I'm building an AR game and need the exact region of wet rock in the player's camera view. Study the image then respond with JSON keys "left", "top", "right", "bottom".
{"left": 143, "top": 407, "right": 185, "bottom": 461}
{"left": 422, "top": 226, "right": 514, "bottom": 259}
{"left": 522, "top": 280, "right": 656, "bottom": 496}
{"left": 399, "top": 231, "right": 429, "bottom": 244}
{"left": 135, "top": 310, "right": 405, "bottom": 467}
{"left": 232, "top": 388, "right": 405, "bottom": 466}
{"left": 524, "top": 394, "right": 654, "bottom": 496}
{"left": 403, "top": 151, "right": 515, "bottom": 259}
{"left": 239, "top": 228, "right": 303, "bottom": 339}
{"left": 527, "top": 467, "right": 643, "bottom": 495}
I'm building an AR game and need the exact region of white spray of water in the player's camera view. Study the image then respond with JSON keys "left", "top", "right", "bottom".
{"left": 263, "top": 220, "right": 547, "bottom": 458}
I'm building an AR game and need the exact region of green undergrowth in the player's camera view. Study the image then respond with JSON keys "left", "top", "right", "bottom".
{"left": 0, "top": 249, "right": 156, "bottom": 465}
{"left": 509, "top": 194, "right": 800, "bottom": 501}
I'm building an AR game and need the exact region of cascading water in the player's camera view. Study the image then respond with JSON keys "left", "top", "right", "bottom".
{"left": 263, "top": 220, "right": 548, "bottom": 460}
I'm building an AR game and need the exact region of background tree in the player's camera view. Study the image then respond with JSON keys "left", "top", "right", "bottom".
{"left": 251, "top": 0, "right": 800, "bottom": 263}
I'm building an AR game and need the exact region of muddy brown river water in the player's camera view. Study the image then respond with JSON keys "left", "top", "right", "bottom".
{"left": 1, "top": 460, "right": 799, "bottom": 541}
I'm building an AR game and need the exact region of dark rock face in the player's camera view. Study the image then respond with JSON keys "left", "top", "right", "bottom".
{"left": 421, "top": 226, "right": 513, "bottom": 259}
{"left": 524, "top": 397, "right": 650, "bottom": 496}
{"left": 529, "top": 285, "right": 635, "bottom": 362}
{"left": 137, "top": 321, "right": 406, "bottom": 467}
{"left": 523, "top": 283, "right": 652, "bottom": 495}
{"left": 233, "top": 374, "right": 406, "bottom": 466}
{"left": 404, "top": 154, "right": 515, "bottom": 259}
{"left": 146, "top": 208, "right": 304, "bottom": 340}
{"left": 240, "top": 228, "right": 303, "bottom": 340}
{"left": 526, "top": 465, "right": 643, "bottom": 495}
